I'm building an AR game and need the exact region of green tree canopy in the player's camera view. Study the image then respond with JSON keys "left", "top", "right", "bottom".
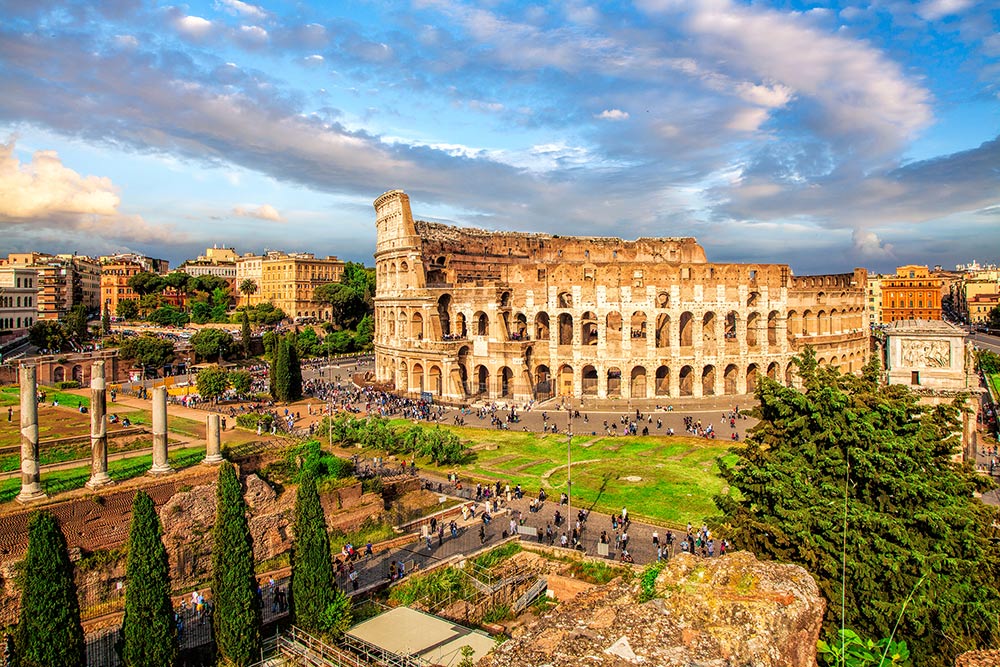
{"left": 28, "top": 320, "right": 68, "bottom": 352}
{"left": 313, "top": 282, "right": 367, "bottom": 331}
{"left": 240, "top": 310, "right": 252, "bottom": 358}
{"left": 120, "top": 491, "right": 177, "bottom": 667}
{"left": 232, "top": 303, "right": 285, "bottom": 326}
{"left": 238, "top": 279, "right": 258, "bottom": 297}
{"left": 127, "top": 271, "right": 165, "bottom": 296}
{"left": 161, "top": 272, "right": 192, "bottom": 292}
{"left": 290, "top": 472, "right": 340, "bottom": 635}
{"left": 196, "top": 365, "right": 230, "bottom": 401}
{"left": 212, "top": 462, "right": 262, "bottom": 666}
{"left": 714, "top": 349, "right": 1000, "bottom": 667}
{"left": 16, "top": 511, "right": 85, "bottom": 667}
{"left": 101, "top": 308, "right": 112, "bottom": 335}
{"left": 116, "top": 299, "right": 140, "bottom": 321}
{"left": 64, "top": 304, "right": 90, "bottom": 343}
{"left": 147, "top": 305, "right": 189, "bottom": 327}
{"left": 270, "top": 335, "right": 302, "bottom": 403}
{"left": 190, "top": 328, "right": 234, "bottom": 363}
{"left": 229, "top": 369, "right": 253, "bottom": 395}
{"left": 117, "top": 335, "right": 175, "bottom": 368}
{"left": 988, "top": 305, "right": 1000, "bottom": 330}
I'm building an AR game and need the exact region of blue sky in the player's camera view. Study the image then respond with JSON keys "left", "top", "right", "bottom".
{"left": 0, "top": 0, "right": 997, "bottom": 274}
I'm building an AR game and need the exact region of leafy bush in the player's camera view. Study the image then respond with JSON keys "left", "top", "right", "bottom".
{"left": 638, "top": 561, "right": 665, "bottom": 602}
{"left": 469, "top": 542, "right": 521, "bottom": 571}
{"left": 236, "top": 413, "right": 273, "bottom": 430}
{"left": 53, "top": 381, "right": 81, "bottom": 390}
{"left": 388, "top": 567, "right": 473, "bottom": 607}
{"left": 818, "top": 630, "right": 910, "bottom": 667}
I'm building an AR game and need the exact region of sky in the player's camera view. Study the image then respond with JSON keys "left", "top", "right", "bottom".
{"left": 0, "top": 0, "right": 998, "bottom": 275}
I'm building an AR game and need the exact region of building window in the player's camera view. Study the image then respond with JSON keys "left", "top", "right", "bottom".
{"left": 911, "top": 371, "right": 920, "bottom": 385}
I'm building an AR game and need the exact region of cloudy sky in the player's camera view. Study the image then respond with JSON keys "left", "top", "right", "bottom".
{"left": 0, "top": 0, "right": 997, "bottom": 274}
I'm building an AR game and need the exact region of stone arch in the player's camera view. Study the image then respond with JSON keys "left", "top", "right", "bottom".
{"left": 389, "top": 262, "right": 397, "bottom": 288}
{"left": 397, "top": 311, "right": 407, "bottom": 339}
{"left": 606, "top": 312, "right": 622, "bottom": 347}
{"left": 399, "top": 360, "right": 408, "bottom": 389}
{"left": 411, "top": 363, "right": 424, "bottom": 393}
{"left": 581, "top": 311, "right": 598, "bottom": 346}
{"left": 655, "top": 366, "right": 670, "bottom": 396}
{"left": 725, "top": 311, "right": 739, "bottom": 346}
{"left": 558, "top": 364, "right": 574, "bottom": 396}
{"left": 655, "top": 313, "right": 670, "bottom": 349}
{"left": 475, "top": 365, "right": 489, "bottom": 395}
{"left": 724, "top": 364, "right": 738, "bottom": 395}
{"left": 474, "top": 311, "right": 489, "bottom": 336}
{"left": 535, "top": 364, "right": 552, "bottom": 399}
{"left": 457, "top": 346, "right": 470, "bottom": 389}
{"left": 702, "top": 365, "right": 716, "bottom": 396}
{"left": 829, "top": 308, "right": 839, "bottom": 334}
{"left": 746, "top": 363, "right": 759, "bottom": 394}
{"left": 429, "top": 365, "right": 442, "bottom": 394}
{"left": 499, "top": 291, "right": 511, "bottom": 308}
{"left": 785, "top": 362, "right": 795, "bottom": 387}
{"left": 558, "top": 313, "right": 573, "bottom": 345}
{"left": 513, "top": 313, "right": 528, "bottom": 339}
{"left": 410, "top": 311, "right": 424, "bottom": 339}
{"left": 437, "top": 294, "right": 452, "bottom": 336}
{"left": 630, "top": 366, "right": 647, "bottom": 398}
{"left": 817, "top": 310, "right": 828, "bottom": 335}
{"left": 679, "top": 312, "right": 694, "bottom": 348}
{"left": 656, "top": 291, "right": 670, "bottom": 308}
{"left": 786, "top": 310, "right": 799, "bottom": 339}
{"left": 607, "top": 367, "right": 622, "bottom": 397}
{"left": 582, "top": 365, "right": 598, "bottom": 396}
{"left": 631, "top": 311, "right": 647, "bottom": 340}
{"left": 558, "top": 291, "right": 573, "bottom": 308}
{"left": 72, "top": 365, "right": 84, "bottom": 382}
{"left": 500, "top": 366, "right": 514, "bottom": 398}
{"left": 747, "top": 291, "right": 760, "bottom": 308}
{"left": 679, "top": 366, "right": 694, "bottom": 396}
{"left": 767, "top": 362, "right": 780, "bottom": 381}
{"left": 702, "top": 312, "right": 717, "bottom": 348}
{"left": 535, "top": 312, "right": 550, "bottom": 340}
{"left": 53, "top": 366, "right": 65, "bottom": 383}
{"left": 802, "top": 310, "right": 814, "bottom": 335}
{"left": 455, "top": 312, "right": 467, "bottom": 337}
{"left": 767, "top": 311, "right": 780, "bottom": 345}
{"left": 746, "top": 312, "right": 760, "bottom": 349}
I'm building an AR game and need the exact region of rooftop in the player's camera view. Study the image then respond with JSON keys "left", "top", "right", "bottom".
{"left": 886, "top": 319, "right": 966, "bottom": 335}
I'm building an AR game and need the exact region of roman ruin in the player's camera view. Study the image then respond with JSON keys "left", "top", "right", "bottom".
{"left": 85, "top": 360, "right": 113, "bottom": 488}
{"left": 16, "top": 365, "right": 46, "bottom": 503}
{"left": 373, "top": 190, "right": 869, "bottom": 404}
{"left": 149, "top": 386, "right": 173, "bottom": 475}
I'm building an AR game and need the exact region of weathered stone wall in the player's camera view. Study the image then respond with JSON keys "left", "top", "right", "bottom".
{"left": 372, "top": 189, "right": 869, "bottom": 403}
{"left": 482, "top": 551, "right": 826, "bottom": 667}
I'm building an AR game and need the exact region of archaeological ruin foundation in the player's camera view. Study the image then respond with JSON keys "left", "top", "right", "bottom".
{"left": 373, "top": 190, "right": 869, "bottom": 403}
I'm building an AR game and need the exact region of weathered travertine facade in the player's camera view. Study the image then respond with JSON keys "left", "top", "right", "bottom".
{"left": 373, "top": 190, "right": 869, "bottom": 403}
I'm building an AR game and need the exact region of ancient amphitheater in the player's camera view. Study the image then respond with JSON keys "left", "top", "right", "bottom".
{"left": 373, "top": 190, "right": 869, "bottom": 404}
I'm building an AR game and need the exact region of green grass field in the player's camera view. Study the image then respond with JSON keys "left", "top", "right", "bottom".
{"left": 373, "top": 422, "right": 736, "bottom": 526}
{"left": 0, "top": 445, "right": 205, "bottom": 503}
{"left": 990, "top": 373, "right": 1000, "bottom": 401}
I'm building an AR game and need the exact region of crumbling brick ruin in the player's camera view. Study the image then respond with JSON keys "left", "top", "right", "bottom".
{"left": 373, "top": 190, "right": 869, "bottom": 403}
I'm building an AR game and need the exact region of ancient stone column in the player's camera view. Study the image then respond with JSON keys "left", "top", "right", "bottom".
{"left": 16, "top": 365, "right": 46, "bottom": 503}
{"left": 203, "top": 413, "right": 223, "bottom": 464}
{"left": 86, "top": 361, "right": 113, "bottom": 488}
{"left": 149, "top": 386, "right": 173, "bottom": 475}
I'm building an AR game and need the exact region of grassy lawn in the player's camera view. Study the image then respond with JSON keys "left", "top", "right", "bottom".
{"left": 0, "top": 436, "right": 157, "bottom": 473}
{"left": 989, "top": 373, "right": 1000, "bottom": 400}
{"left": 369, "top": 422, "right": 736, "bottom": 526}
{"left": 0, "top": 445, "right": 205, "bottom": 503}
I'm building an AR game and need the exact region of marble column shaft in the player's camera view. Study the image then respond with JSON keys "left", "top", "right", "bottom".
{"left": 87, "top": 361, "right": 113, "bottom": 488}
{"left": 204, "top": 413, "right": 223, "bottom": 464}
{"left": 150, "top": 386, "right": 173, "bottom": 475}
{"left": 16, "top": 365, "right": 45, "bottom": 502}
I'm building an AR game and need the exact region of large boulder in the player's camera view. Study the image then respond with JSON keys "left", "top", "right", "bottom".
{"left": 483, "top": 551, "right": 825, "bottom": 667}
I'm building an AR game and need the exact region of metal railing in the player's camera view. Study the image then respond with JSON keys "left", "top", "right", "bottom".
{"left": 339, "top": 632, "right": 428, "bottom": 667}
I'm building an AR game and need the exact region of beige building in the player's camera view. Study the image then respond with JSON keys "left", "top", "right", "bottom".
{"left": 969, "top": 293, "right": 1000, "bottom": 325}
{"left": 179, "top": 246, "right": 238, "bottom": 280}
{"left": 866, "top": 274, "right": 883, "bottom": 325}
{"left": 0, "top": 267, "right": 37, "bottom": 336}
{"left": 259, "top": 251, "right": 344, "bottom": 320}
{"left": 885, "top": 319, "right": 979, "bottom": 460}
{"left": 0, "top": 253, "right": 101, "bottom": 319}
{"left": 373, "top": 190, "right": 870, "bottom": 404}
{"left": 235, "top": 253, "right": 264, "bottom": 307}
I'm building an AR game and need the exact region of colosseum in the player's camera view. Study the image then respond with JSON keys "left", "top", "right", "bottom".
{"left": 373, "top": 190, "right": 869, "bottom": 405}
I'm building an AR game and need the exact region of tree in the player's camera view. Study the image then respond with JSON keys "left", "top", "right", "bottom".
{"left": 127, "top": 272, "right": 165, "bottom": 296}
{"left": 240, "top": 310, "right": 252, "bottom": 358}
{"left": 296, "top": 327, "right": 320, "bottom": 357}
{"left": 354, "top": 315, "right": 374, "bottom": 351}
{"left": 287, "top": 336, "right": 303, "bottom": 402}
{"left": 16, "top": 511, "right": 85, "bottom": 667}
{"left": 238, "top": 279, "right": 258, "bottom": 299}
{"left": 120, "top": 491, "right": 177, "bottom": 667}
{"left": 117, "top": 335, "right": 175, "bottom": 368}
{"left": 190, "top": 328, "right": 234, "bottom": 363}
{"left": 64, "top": 305, "right": 90, "bottom": 343}
{"left": 988, "top": 305, "right": 1000, "bottom": 331}
{"left": 229, "top": 369, "right": 252, "bottom": 395}
{"left": 101, "top": 308, "right": 111, "bottom": 335}
{"left": 314, "top": 283, "right": 366, "bottom": 331}
{"left": 196, "top": 365, "right": 230, "bottom": 402}
{"left": 147, "top": 306, "right": 189, "bottom": 327}
{"left": 210, "top": 287, "right": 230, "bottom": 323}
{"left": 714, "top": 349, "right": 1000, "bottom": 667}
{"left": 28, "top": 320, "right": 68, "bottom": 352}
{"left": 270, "top": 337, "right": 291, "bottom": 402}
{"left": 290, "top": 473, "right": 340, "bottom": 635}
{"left": 161, "top": 272, "right": 191, "bottom": 292}
{"left": 212, "top": 462, "right": 261, "bottom": 667}
{"left": 116, "top": 299, "right": 139, "bottom": 321}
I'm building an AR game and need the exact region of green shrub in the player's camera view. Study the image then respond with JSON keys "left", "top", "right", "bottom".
{"left": 54, "top": 380, "right": 81, "bottom": 390}
{"left": 638, "top": 561, "right": 665, "bottom": 602}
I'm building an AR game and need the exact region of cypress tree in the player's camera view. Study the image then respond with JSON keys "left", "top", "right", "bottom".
{"left": 101, "top": 308, "right": 111, "bottom": 335}
{"left": 286, "top": 335, "right": 303, "bottom": 402}
{"left": 16, "top": 511, "right": 85, "bottom": 667}
{"left": 290, "top": 472, "right": 339, "bottom": 634}
{"left": 240, "top": 310, "right": 252, "bottom": 359}
{"left": 120, "top": 491, "right": 177, "bottom": 667}
{"left": 212, "top": 462, "right": 261, "bottom": 666}
{"left": 269, "top": 336, "right": 287, "bottom": 402}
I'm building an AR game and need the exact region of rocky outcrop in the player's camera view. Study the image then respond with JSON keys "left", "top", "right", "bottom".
{"left": 482, "top": 551, "right": 826, "bottom": 667}
{"left": 956, "top": 650, "right": 1000, "bottom": 667}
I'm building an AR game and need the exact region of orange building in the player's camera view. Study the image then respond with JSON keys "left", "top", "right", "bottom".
{"left": 881, "top": 265, "right": 943, "bottom": 323}
{"left": 100, "top": 261, "right": 143, "bottom": 316}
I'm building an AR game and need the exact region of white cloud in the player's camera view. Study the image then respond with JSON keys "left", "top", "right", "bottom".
{"left": 304, "top": 54, "right": 324, "bottom": 64}
{"left": 114, "top": 34, "right": 139, "bottom": 49}
{"left": 596, "top": 108, "right": 629, "bottom": 120}
{"left": 852, "top": 229, "right": 895, "bottom": 258}
{"left": 726, "top": 108, "right": 770, "bottom": 132}
{"left": 238, "top": 25, "right": 268, "bottom": 44}
{"left": 735, "top": 82, "right": 794, "bottom": 109}
{"left": 468, "top": 99, "right": 504, "bottom": 113}
{"left": 233, "top": 204, "right": 283, "bottom": 222}
{"left": 0, "top": 140, "right": 120, "bottom": 218}
{"left": 215, "top": 0, "right": 268, "bottom": 20}
{"left": 916, "top": 0, "right": 973, "bottom": 21}
{"left": 174, "top": 15, "right": 213, "bottom": 40}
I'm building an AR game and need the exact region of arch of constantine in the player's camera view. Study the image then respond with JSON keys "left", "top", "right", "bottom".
{"left": 373, "top": 190, "right": 869, "bottom": 404}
